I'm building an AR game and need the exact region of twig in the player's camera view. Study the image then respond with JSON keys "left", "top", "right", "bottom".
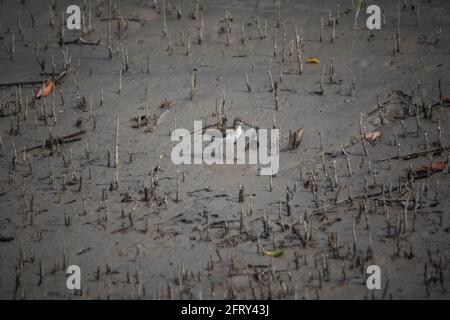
{"left": 376, "top": 146, "right": 450, "bottom": 162}
{"left": 25, "top": 130, "right": 86, "bottom": 152}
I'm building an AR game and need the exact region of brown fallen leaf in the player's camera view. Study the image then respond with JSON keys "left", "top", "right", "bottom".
{"left": 442, "top": 93, "right": 450, "bottom": 103}
{"left": 364, "top": 131, "right": 382, "bottom": 142}
{"left": 431, "top": 162, "right": 446, "bottom": 171}
{"left": 414, "top": 161, "right": 446, "bottom": 178}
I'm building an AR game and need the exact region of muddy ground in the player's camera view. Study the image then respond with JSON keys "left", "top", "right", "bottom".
{"left": 0, "top": 0, "right": 450, "bottom": 299}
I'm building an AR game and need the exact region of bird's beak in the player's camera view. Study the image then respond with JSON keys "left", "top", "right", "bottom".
{"left": 244, "top": 122, "right": 259, "bottom": 130}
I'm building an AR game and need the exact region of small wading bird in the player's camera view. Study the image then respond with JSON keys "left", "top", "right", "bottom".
{"left": 185, "top": 116, "right": 259, "bottom": 160}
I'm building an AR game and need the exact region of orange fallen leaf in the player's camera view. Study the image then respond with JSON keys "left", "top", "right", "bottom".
{"left": 442, "top": 93, "right": 450, "bottom": 103}
{"left": 306, "top": 57, "right": 320, "bottom": 64}
{"left": 35, "top": 80, "right": 54, "bottom": 99}
{"left": 364, "top": 131, "right": 382, "bottom": 142}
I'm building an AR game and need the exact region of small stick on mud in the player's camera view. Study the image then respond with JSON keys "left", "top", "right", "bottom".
{"left": 331, "top": 160, "right": 338, "bottom": 187}
{"left": 191, "top": 70, "right": 197, "bottom": 99}
{"left": 274, "top": 81, "right": 279, "bottom": 110}
{"left": 319, "top": 66, "right": 325, "bottom": 95}
{"left": 162, "top": 0, "right": 167, "bottom": 36}
{"left": 273, "top": 29, "right": 277, "bottom": 57}
{"left": 297, "top": 50, "right": 303, "bottom": 75}
{"left": 11, "top": 33, "right": 15, "bottom": 61}
{"left": 416, "top": 0, "right": 420, "bottom": 26}
{"left": 330, "top": 18, "right": 335, "bottom": 43}
{"left": 49, "top": 4, "right": 55, "bottom": 28}
{"left": 434, "top": 10, "right": 443, "bottom": 46}
{"left": 257, "top": 16, "right": 264, "bottom": 40}
{"left": 107, "top": 0, "right": 112, "bottom": 46}
{"left": 121, "top": 42, "right": 130, "bottom": 73}
{"left": 416, "top": 105, "right": 421, "bottom": 137}
{"left": 186, "top": 30, "right": 192, "bottom": 55}
{"left": 359, "top": 113, "right": 368, "bottom": 158}
{"left": 226, "top": 19, "right": 231, "bottom": 46}
{"left": 167, "top": 35, "right": 174, "bottom": 56}
{"left": 176, "top": 169, "right": 181, "bottom": 203}
{"left": 268, "top": 65, "right": 275, "bottom": 92}
{"left": 264, "top": 19, "right": 268, "bottom": 38}
{"left": 99, "top": 88, "right": 104, "bottom": 107}
{"left": 118, "top": 70, "right": 122, "bottom": 94}
{"left": 245, "top": 73, "right": 252, "bottom": 92}
{"left": 238, "top": 184, "right": 244, "bottom": 203}
{"left": 376, "top": 96, "right": 384, "bottom": 124}
{"left": 396, "top": 3, "right": 401, "bottom": 52}
{"left": 38, "top": 259, "right": 44, "bottom": 286}
{"left": 240, "top": 22, "right": 245, "bottom": 46}
{"left": 341, "top": 144, "right": 352, "bottom": 177}
{"left": 198, "top": 14, "right": 204, "bottom": 45}
{"left": 329, "top": 58, "right": 335, "bottom": 84}
{"left": 320, "top": 17, "right": 323, "bottom": 42}
{"left": 392, "top": 34, "right": 397, "bottom": 55}
{"left": 351, "top": 78, "right": 357, "bottom": 96}
{"left": 278, "top": 58, "right": 286, "bottom": 79}
{"left": 193, "top": 0, "right": 200, "bottom": 20}
{"left": 113, "top": 115, "right": 120, "bottom": 190}
{"left": 17, "top": 10, "right": 24, "bottom": 41}
{"left": 281, "top": 23, "right": 286, "bottom": 62}
{"left": 146, "top": 50, "right": 152, "bottom": 74}
{"left": 176, "top": 1, "right": 182, "bottom": 19}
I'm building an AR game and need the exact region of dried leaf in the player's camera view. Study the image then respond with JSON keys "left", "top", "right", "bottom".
{"left": 288, "top": 127, "right": 304, "bottom": 150}
{"left": 414, "top": 161, "right": 446, "bottom": 178}
{"left": 35, "top": 80, "right": 54, "bottom": 99}
{"left": 294, "top": 128, "right": 304, "bottom": 142}
{"left": 159, "top": 97, "right": 172, "bottom": 109}
{"left": 430, "top": 162, "right": 446, "bottom": 171}
{"left": 262, "top": 249, "right": 284, "bottom": 257}
{"left": 364, "top": 131, "right": 382, "bottom": 142}
{"left": 306, "top": 57, "right": 320, "bottom": 64}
